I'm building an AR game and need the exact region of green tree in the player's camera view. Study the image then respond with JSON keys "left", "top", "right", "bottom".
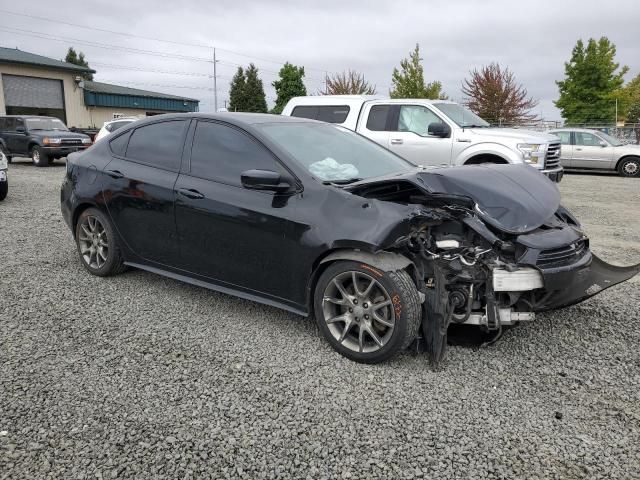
{"left": 243, "top": 64, "right": 268, "bottom": 113}
{"left": 555, "top": 37, "right": 628, "bottom": 124}
{"left": 322, "top": 70, "right": 376, "bottom": 95}
{"left": 228, "top": 67, "right": 246, "bottom": 112}
{"left": 272, "top": 63, "right": 307, "bottom": 114}
{"left": 621, "top": 73, "right": 640, "bottom": 121}
{"left": 390, "top": 44, "right": 446, "bottom": 99}
{"left": 64, "top": 47, "right": 93, "bottom": 80}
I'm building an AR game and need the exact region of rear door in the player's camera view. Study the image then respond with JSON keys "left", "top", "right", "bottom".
{"left": 102, "top": 119, "right": 189, "bottom": 266}
{"left": 572, "top": 131, "right": 615, "bottom": 169}
{"left": 174, "top": 120, "right": 300, "bottom": 300}
{"left": 387, "top": 104, "right": 453, "bottom": 167}
{"left": 357, "top": 103, "right": 393, "bottom": 149}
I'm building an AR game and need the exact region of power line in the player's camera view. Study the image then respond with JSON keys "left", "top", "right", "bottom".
{"left": 0, "top": 8, "right": 330, "bottom": 73}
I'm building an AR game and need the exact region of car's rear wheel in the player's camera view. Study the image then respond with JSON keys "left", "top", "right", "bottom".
{"left": 618, "top": 157, "right": 640, "bottom": 177}
{"left": 31, "top": 146, "right": 48, "bottom": 167}
{"left": 75, "top": 208, "right": 126, "bottom": 277}
{"left": 314, "top": 261, "right": 421, "bottom": 364}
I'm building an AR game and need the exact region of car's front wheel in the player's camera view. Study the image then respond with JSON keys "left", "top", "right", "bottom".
{"left": 31, "top": 146, "right": 48, "bottom": 167}
{"left": 618, "top": 157, "right": 640, "bottom": 177}
{"left": 75, "top": 208, "right": 126, "bottom": 277}
{"left": 0, "top": 180, "right": 7, "bottom": 201}
{"left": 314, "top": 260, "right": 421, "bottom": 364}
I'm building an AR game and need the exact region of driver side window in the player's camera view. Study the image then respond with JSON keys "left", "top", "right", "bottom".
{"left": 397, "top": 105, "right": 444, "bottom": 136}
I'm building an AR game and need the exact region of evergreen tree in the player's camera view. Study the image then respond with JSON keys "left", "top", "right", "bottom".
{"left": 390, "top": 44, "right": 446, "bottom": 99}
{"left": 64, "top": 47, "right": 93, "bottom": 80}
{"left": 228, "top": 67, "right": 246, "bottom": 112}
{"left": 272, "top": 63, "right": 307, "bottom": 114}
{"left": 243, "top": 64, "right": 268, "bottom": 113}
{"left": 555, "top": 37, "right": 628, "bottom": 124}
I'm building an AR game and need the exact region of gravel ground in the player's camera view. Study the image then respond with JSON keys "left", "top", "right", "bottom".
{"left": 1, "top": 162, "right": 639, "bottom": 479}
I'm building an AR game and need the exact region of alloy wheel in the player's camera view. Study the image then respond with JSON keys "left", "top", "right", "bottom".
{"left": 322, "top": 271, "right": 396, "bottom": 353}
{"left": 78, "top": 215, "right": 109, "bottom": 269}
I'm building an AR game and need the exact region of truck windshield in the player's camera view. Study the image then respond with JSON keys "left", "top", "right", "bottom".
{"left": 25, "top": 118, "right": 68, "bottom": 131}
{"left": 257, "top": 122, "right": 413, "bottom": 183}
{"left": 433, "top": 103, "right": 490, "bottom": 128}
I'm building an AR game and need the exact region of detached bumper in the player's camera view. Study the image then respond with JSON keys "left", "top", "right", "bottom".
{"left": 535, "top": 253, "right": 639, "bottom": 311}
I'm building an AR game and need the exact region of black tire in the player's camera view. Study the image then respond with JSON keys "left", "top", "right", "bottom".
{"left": 314, "top": 260, "right": 421, "bottom": 364}
{"left": 618, "top": 157, "right": 640, "bottom": 177}
{"left": 31, "top": 145, "right": 48, "bottom": 167}
{"left": 75, "top": 208, "right": 126, "bottom": 277}
{"left": 0, "top": 180, "right": 7, "bottom": 201}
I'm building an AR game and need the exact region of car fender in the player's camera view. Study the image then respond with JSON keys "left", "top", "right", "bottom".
{"left": 319, "top": 249, "right": 414, "bottom": 272}
{"left": 456, "top": 142, "right": 522, "bottom": 165}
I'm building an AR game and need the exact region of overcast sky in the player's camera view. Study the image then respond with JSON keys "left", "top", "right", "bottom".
{"left": 1, "top": 0, "right": 638, "bottom": 120}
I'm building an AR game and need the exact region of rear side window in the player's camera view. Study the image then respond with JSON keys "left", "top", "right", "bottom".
{"left": 291, "top": 105, "right": 350, "bottom": 124}
{"left": 190, "top": 121, "right": 278, "bottom": 186}
{"left": 126, "top": 120, "right": 188, "bottom": 171}
{"left": 109, "top": 131, "right": 131, "bottom": 156}
{"left": 106, "top": 121, "right": 131, "bottom": 133}
{"left": 366, "top": 105, "right": 391, "bottom": 131}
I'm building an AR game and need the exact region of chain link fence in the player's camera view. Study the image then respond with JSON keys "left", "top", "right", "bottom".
{"left": 484, "top": 121, "right": 640, "bottom": 144}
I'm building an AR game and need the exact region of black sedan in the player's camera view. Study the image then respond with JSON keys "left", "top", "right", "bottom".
{"left": 60, "top": 113, "right": 639, "bottom": 364}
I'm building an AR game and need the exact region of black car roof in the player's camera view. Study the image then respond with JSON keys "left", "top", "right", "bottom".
{"left": 133, "top": 112, "right": 321, "bottom": 128}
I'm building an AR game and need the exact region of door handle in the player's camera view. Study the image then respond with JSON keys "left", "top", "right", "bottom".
{"left": 390, "top": 138, "right": 403, "bottom": 145}
{"left": 575, "top": 148, "right": 582, "bottom": 151}
{"left": 178, "top": 188, "right": 205, "bottom": 200}
{"left": 105, "top": 169, "right": 124, "bottom": 179}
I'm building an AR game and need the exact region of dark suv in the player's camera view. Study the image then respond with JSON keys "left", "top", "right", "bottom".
{"left": 0, "top": 116, "right": 92, "bottom": 167}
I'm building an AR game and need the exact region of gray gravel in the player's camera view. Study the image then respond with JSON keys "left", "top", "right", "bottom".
{"left": 1, "top": 162, "right": 639, "bottom": 479}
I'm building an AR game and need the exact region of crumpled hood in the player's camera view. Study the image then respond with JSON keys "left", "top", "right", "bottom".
{"left": 413, "top": 164, "right": 560, "bottom": 234}
{"left": 469, "top": 128, "right": 559, "bottom": 143}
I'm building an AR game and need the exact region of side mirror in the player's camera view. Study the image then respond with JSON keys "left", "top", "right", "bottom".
{"left": 16, "top": 126, "right": 26, "bottom": 134}
{"left": 599, "top": 141, "right": 607, "bottom": 147}
{"left": 241, "top": 169, "right": 291, "bottom": 193}
{"left": 427, "top": 122, "right": 450, "bottom": 138}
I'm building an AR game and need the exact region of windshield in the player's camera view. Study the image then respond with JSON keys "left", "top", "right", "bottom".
{"left": 597, "top": 130, "right": 623, "bottom": 147}
{"left": 25, "top": 118, "right": 68, "bottom": 131}
{"left": 433, "top": 103, "right": 490, "bottom": 128}
{"left": 257, "top": 122, "right": 413, "bottom": 182}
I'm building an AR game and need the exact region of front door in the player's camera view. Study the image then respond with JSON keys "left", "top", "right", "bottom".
{"left": 174, "top": 120, "right": 299, "bottom": 301}
{"left": 102, "top": 119, "right": 189, "bottom": 266}
{"left": 554, "top": 131, "right": 574, "bottom": 168}
{"left": 387, "top": 104, "right": 453, "bottom": 167}
{"left": 572, "top": 131, "right": 615, "bottom": 169}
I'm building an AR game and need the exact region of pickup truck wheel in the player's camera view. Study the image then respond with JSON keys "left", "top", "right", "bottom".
{"left": 314, "top": 261, "right": 421, "bottom": 364}
{"left": 31, "top": 146, "right": 48, "bottom": 167}
{"left": 0, "top": 179, "right": 7, "bottom": 201}
{"left": 618, "top": 157, "right": 640, "bottom": 177}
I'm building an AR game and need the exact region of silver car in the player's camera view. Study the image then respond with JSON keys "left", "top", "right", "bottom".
{"left": 549, "top": 128, "right": 640, "bottom": 177}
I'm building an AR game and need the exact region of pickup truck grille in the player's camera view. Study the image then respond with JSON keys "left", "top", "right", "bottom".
{"left": 537, "top": 239, "right": 587, "bottom": 268}
{"left": 60, "top": 138, "right": 84, "bottom": 146}
{"left": 545, "top": 142, "right": 561, "bottom": 169}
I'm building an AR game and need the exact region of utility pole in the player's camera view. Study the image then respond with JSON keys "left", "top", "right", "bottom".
{"left": 213, "top": 48, "right": 218, "bottom": 112}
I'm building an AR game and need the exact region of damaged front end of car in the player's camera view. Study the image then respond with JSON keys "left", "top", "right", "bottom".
{"left": 345, "top": 164, "right": 640, "bottom": 365}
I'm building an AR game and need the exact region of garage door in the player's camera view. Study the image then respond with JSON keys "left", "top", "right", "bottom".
{"left": 2, "top": 74, "right": 64, "bottom": 109}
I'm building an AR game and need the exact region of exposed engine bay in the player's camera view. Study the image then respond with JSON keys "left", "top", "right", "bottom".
{"left": 344, "top": 166, "right": 640, "bottom": 365}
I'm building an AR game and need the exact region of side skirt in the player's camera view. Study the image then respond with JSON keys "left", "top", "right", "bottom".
{"left": 124, "top": 262, "right": 308, "bottom": 317}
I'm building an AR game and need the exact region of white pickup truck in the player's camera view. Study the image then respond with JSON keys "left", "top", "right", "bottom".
{"left": 282, "top": 95, "right": 563, "bottom": 182}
